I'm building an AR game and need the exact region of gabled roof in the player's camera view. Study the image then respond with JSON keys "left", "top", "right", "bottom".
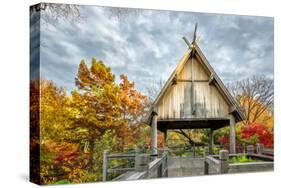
{"left": 146, "top": 42, "right": 245, "bottom": 124}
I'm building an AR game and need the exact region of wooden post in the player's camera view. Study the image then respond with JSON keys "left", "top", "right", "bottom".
{"left": 164, "top": 130, "right": 167, "bottom": 147}
{"left": 135, "top": 147, "right": 141, "bottom": 154}
{"left": 158, "top": 164, "right": 163, "bottom": 177}
{"left": 102, "top": 150, "right": 109, "bottom": 182}
{"left": 256, "top": 143, "right": 264, "bottom": 155}
{"left": 193, "top": 143, "right": 196, "bottom": 157}
{"left": 229, "top": 114, "right": 236, "bottom": 154}
{"left": 163, "top": 147, "right": 169, "bottom": 177}
{"left": 219, "top": 150, "right": 229, "bottom": 174}
{"left": 209, "top": 129, "right": 214, "bottom": 155}
{"left": 135, "top": 154, "right": 150, "bottom": 172}
{"left": 204, "top": 161, "right": 209, "bottom": 175}
{"left": 204, "top": 146, "right": 209, "bottom": 156}
{"left": 151, "top": 108, "right": 158, "bottom": 155}
{"left": 246, "top": 145, "right": 254, "bottom": 155}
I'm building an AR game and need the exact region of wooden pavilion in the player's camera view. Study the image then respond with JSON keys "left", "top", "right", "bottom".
{"left": 146, "top": 25, "right": 245, "bottom": 155}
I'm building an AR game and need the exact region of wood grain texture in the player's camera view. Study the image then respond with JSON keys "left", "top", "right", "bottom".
{"left": 156, "top": 54, "right": 229, "bottom": 120}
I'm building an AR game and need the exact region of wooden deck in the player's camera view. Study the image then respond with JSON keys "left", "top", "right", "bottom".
{"left": 168, "top": 156, "right": 218, "bottom": 177}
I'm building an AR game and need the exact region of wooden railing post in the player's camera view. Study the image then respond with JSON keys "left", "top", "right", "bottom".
{"left": 204, "top": 160, "right": 209, "bottom": 175}
{"left": 102, "top": 150, "right": 110, "bottom": 182}
{"left": 193, "top": 143, "right": 196, "bottom": 157}
{"left": 204, "top": 146, "right": 209, "bottom": 156}
{"left": 256, "top": 143, "right": 264, "bottom": 155}
{"left": 163, "top": 147, "right": 169, "bottom": 177}
{"left": 135, "top": 148, "right": 141, "bottom": 155}
{"left": 135, "top": 153, "right": 150, "bottom": 172}
{"left": 218, "top": 150, "right": 229, "bottom": 174}
{"left": 157, "top": 163, "right": 163, "bottom": 177}
{"left": 247, "top": 145, "right": 254, "bottom": 155}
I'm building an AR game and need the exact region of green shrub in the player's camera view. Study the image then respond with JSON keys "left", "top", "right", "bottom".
{"left": 229, "top": 155, "right": 259, "bottom": 163}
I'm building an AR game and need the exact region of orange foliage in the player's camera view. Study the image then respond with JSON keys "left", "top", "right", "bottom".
{"left": 145, "top": 134, "right": 165, "bottom": 148}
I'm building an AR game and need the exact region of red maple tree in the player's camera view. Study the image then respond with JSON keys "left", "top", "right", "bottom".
{"left": 240, "top": 123, "right": 273, "bottom": 148}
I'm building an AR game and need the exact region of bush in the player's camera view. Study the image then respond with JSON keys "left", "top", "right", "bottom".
{"left": 229, "top": 155, "right": 259, "bottom": 164}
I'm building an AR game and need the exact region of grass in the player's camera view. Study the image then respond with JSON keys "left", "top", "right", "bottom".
{"left": 54, "top": 179, "right": 71, "bottom": 184}
{"left": 229, "top": 155, "right": 261, "bottom": 164}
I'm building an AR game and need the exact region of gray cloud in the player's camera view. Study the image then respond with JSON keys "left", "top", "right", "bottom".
{"left": 39, "top": 5, "right": 274, "bottom": 95}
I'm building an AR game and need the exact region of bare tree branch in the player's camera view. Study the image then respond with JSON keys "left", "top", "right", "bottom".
{"left": 104, "top": 7, "right": 142, "bottom": 21}
{"left": 227, "top": 75, "right": 274, "bottom": 125}
{"left": 145, "top": 79, "right": 165, "bottom": 103}
{"left": 30, "top": 3, "right": 83, "bottom": 26}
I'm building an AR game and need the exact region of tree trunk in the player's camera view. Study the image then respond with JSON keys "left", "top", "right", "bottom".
{"left": 88, "top": 137, "right": 95, "bottom": 174}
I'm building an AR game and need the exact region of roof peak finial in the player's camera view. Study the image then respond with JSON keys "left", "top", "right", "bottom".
{"left": 182, "top": 23, "right": 199, "bottom": 48}
{"left": 193, "top": 23, "right": 198, "bottom": 43}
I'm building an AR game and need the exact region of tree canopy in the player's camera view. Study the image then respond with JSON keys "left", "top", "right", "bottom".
{"left": 34, "top": 58, "right": 148, "bottom": 184}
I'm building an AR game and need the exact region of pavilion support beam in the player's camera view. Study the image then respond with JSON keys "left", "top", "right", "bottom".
{"left": 209, "top": 129, "right": 214, "bottom": 155}
{"left": 164, "top": 130, "right": 168, "bottom": 147}
{"left": 229, "top": 114, "right": 236, "bottom": 154}
{"left": 151, "top": 112, "right": 158, "bottom": 155}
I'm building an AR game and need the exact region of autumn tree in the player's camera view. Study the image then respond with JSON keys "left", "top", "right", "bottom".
{"left": 40, "top": 79, "right": 69, "bottom": 141}
{"left": 239, "top": 123, "right": 273, "bottom": 147}
{"left": 69, "top": 58, "right": 125, "bottom": 174}
{"left": 216, "top": 75, "right": 274, "bottom": 151}
{"left": 37, "top": 79, "right": 79, "bottom": 184}
{"left": 118, "top": 75, "right": 147, "bottom": 150}
{"left": 227, "top": 75, "right": 273, "bottom": 125}
{"left": 119, "top": 74, "right": 147, "bottom": 122}
{"left": 30, "top": 79, "right": 40, "bottom": 184}
{"left": 218, "top": 123, "right": 273, "bottom": 149}
{"left": 34, "top": 58, "right": 149, "bottom": 183}
{"left": 38, "top": 78, "right": 117, "bottom": 184}
{"left": 171, "top": 129, "right": 205, "bottom": 146}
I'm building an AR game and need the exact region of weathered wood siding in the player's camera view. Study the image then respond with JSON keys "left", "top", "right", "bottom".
{"left": 157, "top": 57, "right": 229, "bottom": 119}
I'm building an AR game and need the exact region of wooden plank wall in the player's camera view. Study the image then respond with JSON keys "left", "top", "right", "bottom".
{"left": 157, "top": 57, "right": 229, "bottom": 120}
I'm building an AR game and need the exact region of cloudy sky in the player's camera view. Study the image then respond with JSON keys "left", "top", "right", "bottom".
{"left": 36, "top": 4, "right": 274, "bottom": 95}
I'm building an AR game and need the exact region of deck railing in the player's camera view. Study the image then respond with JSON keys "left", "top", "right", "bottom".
{"left": 204, "top": 143, "right": 274, "bottom": 175}
{"left": 103, "top": 147, "right": 168, "bottom": 181}
{"left": 167, "top": 144, "right": 207, "bottom": 157}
